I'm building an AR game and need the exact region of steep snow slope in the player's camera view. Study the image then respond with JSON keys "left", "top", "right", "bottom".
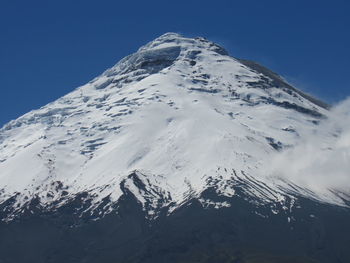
{"left": 0, "top": 33, "right": 346, "bottom": 221}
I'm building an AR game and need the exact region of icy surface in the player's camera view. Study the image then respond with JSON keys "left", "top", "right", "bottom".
{"left": 0, "top": 33, "right": 347, "bottom": 220}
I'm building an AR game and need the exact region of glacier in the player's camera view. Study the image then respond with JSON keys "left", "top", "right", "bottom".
{"left": 0, "top": 32, "right": 348, "bottom": 223}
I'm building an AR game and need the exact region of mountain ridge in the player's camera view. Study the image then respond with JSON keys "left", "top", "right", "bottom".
{"left": 0, "top": 32, "right": 349, "bottom": 263}
{"left": 0, "top": 33, "right": 346, "bottom": 224}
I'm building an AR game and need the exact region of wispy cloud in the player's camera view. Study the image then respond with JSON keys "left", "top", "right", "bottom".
{"left": 270, "top": 98, "right": 350, "bottom": 201}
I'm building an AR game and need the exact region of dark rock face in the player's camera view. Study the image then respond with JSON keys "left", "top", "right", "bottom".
{"left": 0, "top": 190, "right": 349, "bottom": 263}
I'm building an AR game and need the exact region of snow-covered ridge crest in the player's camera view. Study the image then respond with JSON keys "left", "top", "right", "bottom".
{"left": 0, "top": 33, "right": 347, "bottom": 221}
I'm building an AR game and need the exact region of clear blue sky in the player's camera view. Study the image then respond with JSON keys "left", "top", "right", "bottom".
{"left": 1, "top": 0, "right": 349, "bottom": 127}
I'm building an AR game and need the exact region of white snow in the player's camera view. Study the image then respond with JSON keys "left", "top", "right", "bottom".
{"left": 0, "top": 33, "right": 348, "bottom": 220}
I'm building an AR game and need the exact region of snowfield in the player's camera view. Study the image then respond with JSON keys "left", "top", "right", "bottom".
{"left": 0, "top": 33, "right": 348, "bottom": 221}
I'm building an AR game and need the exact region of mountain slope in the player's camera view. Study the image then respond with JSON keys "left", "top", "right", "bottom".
{"left": 0, "top": 33, "right": 349, "bottom": 263}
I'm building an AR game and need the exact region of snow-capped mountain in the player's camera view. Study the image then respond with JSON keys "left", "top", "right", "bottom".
{"left": 0, "top": 33, "right": 349, "bottom": 263}
{"left": 0, "top": 33, "right": 347, "bottom": 220}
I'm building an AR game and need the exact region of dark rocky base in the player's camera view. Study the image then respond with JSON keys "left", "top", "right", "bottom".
{"left": 0, "top": 190, "right": 349, "bottom": 263}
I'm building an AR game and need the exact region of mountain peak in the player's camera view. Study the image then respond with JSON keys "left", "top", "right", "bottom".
{"left": 157, "top": 32, "right": 184, "bottom": 39}
{"left": 0, "top": 32, "right": 343, "bottom": 226}
{"left": 137, "top": 32, "right": 229, "bottom": 55}
{"left": 1, "top": 33, "right": 349, "bottom": 263}
{"left": 102, "top": 33, "right": 229, "bottom": 80}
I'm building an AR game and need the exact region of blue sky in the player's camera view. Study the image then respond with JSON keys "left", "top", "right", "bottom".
{"left": 1, "top": 0, "right": 349, "bottom": 126}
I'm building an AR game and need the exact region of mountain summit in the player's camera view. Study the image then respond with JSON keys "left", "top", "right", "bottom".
{"left": 0, "top": 33, "right": 349, "bottom": 263}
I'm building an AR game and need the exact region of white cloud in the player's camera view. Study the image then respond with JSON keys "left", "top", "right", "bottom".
{"left": 270, "top": 98, "right": 350, "bottom": 201}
